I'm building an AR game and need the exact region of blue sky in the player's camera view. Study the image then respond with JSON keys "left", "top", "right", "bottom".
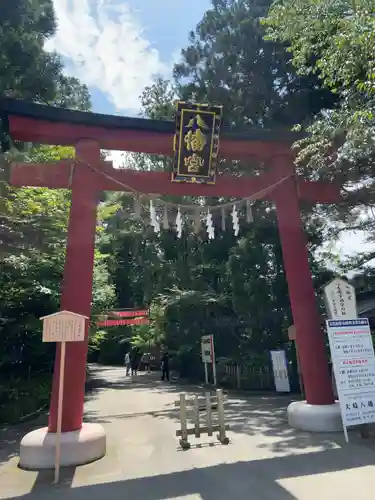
{"left": 47, "top": 0, "right": 212, "bottom": 116}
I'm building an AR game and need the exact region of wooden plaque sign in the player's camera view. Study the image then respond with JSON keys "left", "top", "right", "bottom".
{"left": 40, "top": 310, "right": 87, "bottom": 342}
{"left": 172, "top": 101, "right": 223, "bottom": 184}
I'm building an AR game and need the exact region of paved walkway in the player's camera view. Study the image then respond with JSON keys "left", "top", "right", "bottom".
{"left": 1, "top": 365, "right": 375, "bottom": 499}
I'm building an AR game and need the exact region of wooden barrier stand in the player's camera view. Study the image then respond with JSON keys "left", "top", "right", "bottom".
{"left": 175, "top": 389, "right": 230, "bottom": 450}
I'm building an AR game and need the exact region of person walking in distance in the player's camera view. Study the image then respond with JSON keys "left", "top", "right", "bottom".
{"left": 131, "top": 349, "right": 139, "bottom": 376}
{"left": 161, "top": 351, "right": 170, "bottom": 381}
{"left": 124, "top": 351, "right": 130, "bottom": 377}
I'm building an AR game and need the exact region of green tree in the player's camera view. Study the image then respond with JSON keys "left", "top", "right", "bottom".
{"left": 0, "top": 0, "right": 59, "bottom": 102}
{"left": 0, "top": 144, "right": 116, "bottom": 421}
{"left": 0, "top": 0, "right": 92, "bottom": 253}
{"left": 0, "top": 0, "right": 96, "bottom": 423}
{"left": 263, "top": 0, "right": 375, "bottom": 234}
{"left": 140, "top": 78, "right": 175, "bottom": 121}
{"left": 52, "top": 75, "right": 91, "bottom": 111}
{"left": 173, "top": 0, "right": 336, "bottom": 129}
{"left": 0, "top": 145, "right": 73, "bottom": 256}
{"left": 0, "top": 0, "right": 90, "bottom": 109}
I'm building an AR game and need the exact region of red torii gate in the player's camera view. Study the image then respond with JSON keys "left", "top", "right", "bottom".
{"left": 2, "top": 98, "right": 341, "bottom": 465}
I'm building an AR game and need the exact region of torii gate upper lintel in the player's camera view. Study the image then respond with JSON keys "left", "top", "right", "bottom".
{"left": 2, "top": 98, "right": 339, "bottom": 437}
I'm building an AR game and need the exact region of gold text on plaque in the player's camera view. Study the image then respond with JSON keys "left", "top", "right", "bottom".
{"left": 184, "top": 114, "right": 209, "bottom": 153}
{"left": 184, "top": 153, "right": 205, "bottom": 173}
{"left": 184, "top": 128, "right": 207, "bottom": 152}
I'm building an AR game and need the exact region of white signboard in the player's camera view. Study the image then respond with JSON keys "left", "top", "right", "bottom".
{"left": 40, "top": 311, "right": 87, "bottom": 343}
{"left": 270, "top": 350, "right": 290, "bottom": 393}
{"left": 201, "top": 335, "right": 214, "bottom": 363}
{"left": 201, "top": 335, "right": 217, "bottom": 386}
{"left": 39, "top": 310, "right": 88, "bottom": 485}
{"left": 324, "top": 278, "right": 357, "bottom": 320}
{"left": 326, "top": 318, "right": 375, "bottom": 428}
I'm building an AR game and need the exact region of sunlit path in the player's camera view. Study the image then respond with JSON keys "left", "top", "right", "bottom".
{"left": 1, "top": 365, "right": 375, "bottom": 500}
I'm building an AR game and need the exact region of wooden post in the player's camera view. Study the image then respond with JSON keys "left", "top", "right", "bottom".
{"left": 179, "top": 393, "right": 190, "bottom": 450}
{"left": 236, "top": 364, "right": 241, "bottom": 390}
{"left": 216, "top": 389, "right": 229, "bottom": 444}
{"left": 206, "top": 392, "right": 213, "bottom": 436}
{"left": 194, "top": 395, "right": 200, "bottom": 438}
{"left": 212, "top": 362, "right": 217, "bottom": 387}
{"left": 54, "top": 341, "right": 66, "bottom": 484}
{"left": 211, "top": 335, "right": 217, "bottom": 386}
{"left": 204, "top": 362, "right": 209, "bottom": 384}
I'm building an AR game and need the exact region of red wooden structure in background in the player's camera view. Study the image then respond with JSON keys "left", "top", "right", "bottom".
{"left": 96, "top": 309, "right": 150, "bottom": 327}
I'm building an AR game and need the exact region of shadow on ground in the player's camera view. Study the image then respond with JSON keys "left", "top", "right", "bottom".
{"left": 0, "top": 414, "right": 47, "bottom": 466}
{"left": 5, "top": 445, "right": 375, "bottom": 500}
{"left": 84, "top": 367, "right": 351, "bottom": 456}
{"left": 4, "top": 364, "right": 375, "bottom": 500}
{"left": 4, "top": 365, "right": 375, "bottom": 469}
{"left": 85, "top": 365, "right": 190, "bottom": 399}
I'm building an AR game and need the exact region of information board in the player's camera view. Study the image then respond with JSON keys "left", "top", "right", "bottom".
{"left": 270, "top": 350, "right": 291, "bottom": 393}
{"left": 201, "top": 335, "right": 214, "bottom": 363}
{"left": 326, "top": 318, "right": 375, "bottom": 427}
{"left": 41, "top": 311, "right": 87, "bottom": 343}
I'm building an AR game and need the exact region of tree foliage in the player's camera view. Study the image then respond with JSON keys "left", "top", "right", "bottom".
{"left": 173, "top": 0, "right": 336, "bottom": 129}
{"left": 0, "top": 1, "right": 107, "bottom": 422}
{"left": 98, "top": 80, "right": 334, "bottom": 372}
{"left": 0, "top": 0, "right": 91, "bottom": 109}
{"left": 263, "top": 0, "right": 375, "bottom": 238}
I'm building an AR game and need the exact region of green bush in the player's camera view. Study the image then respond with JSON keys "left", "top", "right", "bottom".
{"left": 97, "top": 330, "right": 129, "bottom": 365}
{"left": 0, "top": 375, "right": 51, "bottom": 424}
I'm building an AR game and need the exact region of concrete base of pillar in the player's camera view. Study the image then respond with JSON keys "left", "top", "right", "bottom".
{"left": 287, "top": 400, "right": 343, "bottom": 432}
{"left": 19, "top": 423, "right": 106, "bottom": 470}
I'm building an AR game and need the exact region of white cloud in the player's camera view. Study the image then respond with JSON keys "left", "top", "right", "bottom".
{"left": 332, "top": 231, "right": 375, "bottom": 270}
{"left": 106, "top": 150, "right": 130, "bottom": 168}
{"left": 317, "top": 230, "right": 375, "bottom": 274}
{"left": 46, "top": 0, "right": 172, "bottom": 112}
{"left": 336, "top": 231, "right": 375, "bottom": 258}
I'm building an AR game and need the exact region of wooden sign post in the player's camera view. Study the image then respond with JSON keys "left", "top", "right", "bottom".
{"left": 40, "top": 310, "right": 88, "bottom": 484}
{"left": 324, "top": 278, "right": 357, "bottom": 320}
{"left": 201, "top": 335, "right": 217, "bottom": 386}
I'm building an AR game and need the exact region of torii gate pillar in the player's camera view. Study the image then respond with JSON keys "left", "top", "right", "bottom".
{"left": 48, "top": 139, "right": 100, "bottom": 433}
{"left": 273, "top": 158, "right": 341, "bottom": 432}
{"left": 19, "top": 140, "right": 106, "bottom": 470}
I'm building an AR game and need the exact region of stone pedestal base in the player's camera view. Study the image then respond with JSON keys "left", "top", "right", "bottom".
{"left": 19, "top": 423, "right": 106, "bottom": 470}
{"left": 287, "top": 401, "right": 342, "bottom": 432}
